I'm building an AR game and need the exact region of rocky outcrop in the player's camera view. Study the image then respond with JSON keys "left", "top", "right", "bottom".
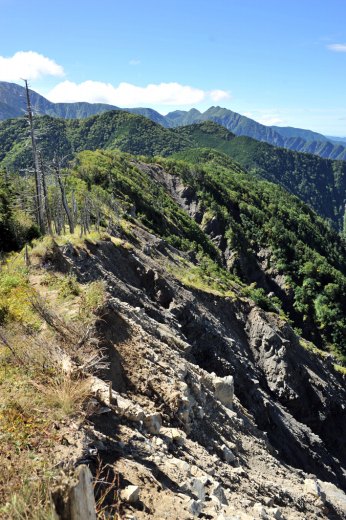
{"left": 52, "top": 230, "right": 346, "bottom": 519}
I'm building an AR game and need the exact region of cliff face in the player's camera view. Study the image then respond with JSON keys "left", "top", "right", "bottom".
{"left": 48, "top": 222, "right": 346, "bottom": 519}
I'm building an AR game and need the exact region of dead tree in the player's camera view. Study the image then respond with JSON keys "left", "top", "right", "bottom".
{"left": 39, "top": 152, "right": 53, "bottom": 235}
{"left": 24, "top": 79, "right": 46, "bottom": 234}
{"left": 53, "top": 157, "right": 75, "bottom": 234}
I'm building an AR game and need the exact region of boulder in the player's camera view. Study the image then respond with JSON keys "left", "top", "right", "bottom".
{"left": 213, "top": 375, "right": 234, "bottom": 408}
{"left": 161, "top": 427, "right": 186, "bottom": 445}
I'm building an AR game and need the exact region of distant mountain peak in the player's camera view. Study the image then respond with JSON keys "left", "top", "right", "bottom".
{"left": 1, "top": 81, "right": 346, "bottom": 161}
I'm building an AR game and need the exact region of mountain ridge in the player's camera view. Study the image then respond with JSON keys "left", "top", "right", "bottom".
{"left": 1, "top": 81, "right": 346, "bottom": 161}
{"left": 1, "top": 112, "right": 346, "bottom": 230}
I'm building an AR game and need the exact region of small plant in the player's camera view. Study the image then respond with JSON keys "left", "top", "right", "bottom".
{"left": 79, "top": 280, "right": 106, "bottom": 321}
{"left": 242, "top": 283, "right": 281, "bottom": 314}
{"left": 58, "top": 274, "right": 81, "bottom": 299}
{"left": 0, "top": 267, "right": 39, "bottom": 328}
{"left": 33, "top": 371, "right": 91, "bottom": 419}
{"left": 0, "top": 463, "right": 58, "bottom": 520}
{"left": 94, "top": 459, "right": 122, "bottom": 519}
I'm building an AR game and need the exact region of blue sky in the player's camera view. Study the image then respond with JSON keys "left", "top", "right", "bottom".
{"left": 1, "top": 0, "right": 346, "bottom": 135}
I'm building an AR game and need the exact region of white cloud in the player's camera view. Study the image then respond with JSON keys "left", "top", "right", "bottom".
{"left": 129, "top": 59, "right": 141, "bottom": 66}
{"left": 209, "top": 89, "right": 231, "bottom": 102}
{"left": 0, "top": 51, "right": 64, "bottom": 81}
{"left": 327, "top": 43, "right": 346, "bottom": 52}
{"left": 47, "top": 80, "right": 230, "bottom": 107}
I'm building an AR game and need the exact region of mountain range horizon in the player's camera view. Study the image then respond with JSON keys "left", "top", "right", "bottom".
{"left": 1, "top": 81, "right": 346, "bottom": 163}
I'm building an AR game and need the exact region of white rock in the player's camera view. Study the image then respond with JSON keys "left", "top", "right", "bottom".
{"left": 169, "top": 457, "right": 191, "bottom": 474}
{"left": 217, "top": 516, "right": 240, "bottom": 520}
{"left": 262, "top": 497, "right": 274, "bottom": 507}
{"left": 115, "top": 394, "right": 145, "bottom": 422}
{"left": 317, "top": 479, "right": 346, "bottom": 509}
{"left": 304, "top": 478, "right": 326, "bottom": 503}
{"left": 198, "top": 475, "right": 210, "bottom": 486}
{"left": 222, "top": 444, "right": 236, "bottom": 463}
{"left": 270, "top": 508, "right": 283, "bottom": 519}
{"left": 144, "top": 413, "right": 162, "bottom": 434}
{"left": 209, "top": 494, "right": 222, "bottom": 511}
{"left": 231, "top": 467, "right": 246, "bottom": 477}
{"left": 121, "top": 485, "right": 140, "bottom": 504}
{"left": 213, "top": 375, "right": 234, "bottom": 407}
{"left": 253, "top": 502, "right": 269, "bottom": 519}
{"left": 161, "top": 427, "right": 186, "bottom": 445}
{"left": 196, "top": 406, "right": 205, "bottom": 419}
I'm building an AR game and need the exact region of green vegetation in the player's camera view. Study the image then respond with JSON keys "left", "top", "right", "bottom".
{"left": 72, "top": 149, "right": 217, "bottom": 257}
{"left": 166, "top": 105, "right": 346, "bottom": 160}
{"left": 2, "top": 138, "right": 346, "bottom": 356}
{"left": 0, "top": 243, "right": 106, "bottom": 518}
{"left": 0, "top": 111, "right": 189, "bottom": 172}
{"left": 155, "top": 155, "right": 346, "bottom": 357}
{"left": 0, "top": 171, "right": 39, "bottom": 251}
{"left": 2, "top": 82, "right": 346, "bottom": 162}
{"left": 1, "top": 106, "right": 346, "bottom": 514}
{"left": 1, "top": 104, "right": 346, "bottom": 357}
{"left": 2, "top": 114, "right": 346, "bottom": 230}
{"left": 172, "top": 122, "right": 346, "bottom": 229}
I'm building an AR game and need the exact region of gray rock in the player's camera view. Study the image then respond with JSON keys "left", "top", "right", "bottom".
{"left": 211, "top": 482, "right": 228, "bottom": 505}
{"left": 169, "top": 457, "right": 191, "bottom": 475}
{"left": 188, "top": 499, "right": 203, "bottom": 516}
{"left": 271, "top": 508, "right": 284, "bottom": 519}
{"left": 191, "top": 477, "right": 206, "bottom": 501}
{"left": 253, "top": 502, "right": 269, "bottom": 519}
{"left": 222, "top": 444, "right": 236, "bottom": 463}
{"left": 213, "top": 375, "right": 234, "bottom": 407}
{"left": 144, "top": 412, "right": 162, "bottom": 434}
{"left": 161, "top": 427, "right": 186, "bottom": 445}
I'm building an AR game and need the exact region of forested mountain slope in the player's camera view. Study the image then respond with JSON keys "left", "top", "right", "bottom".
{"left": 2, "top": 146, "right": 346, "bottom": 357}
{"left": 173, "top": 122, "right": 346, "bottom": 229}
{"left": 1, "top": 113, "right": 346, "bottom": 230}
{"left": 1, "top": 81, "right": 346, "bottom": 160}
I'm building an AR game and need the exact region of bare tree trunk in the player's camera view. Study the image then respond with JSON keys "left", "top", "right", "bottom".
{"left": 53, "top": 160, "right": 75, "bottom": 234}
{"left": 24, "top": 80, "right": 45, "bottom": 234}
{"left": 72, "top": 190, "right": 78, "bottom": 223}
{"left": 39, "top": 152, "right": 53, "bottom": 235}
